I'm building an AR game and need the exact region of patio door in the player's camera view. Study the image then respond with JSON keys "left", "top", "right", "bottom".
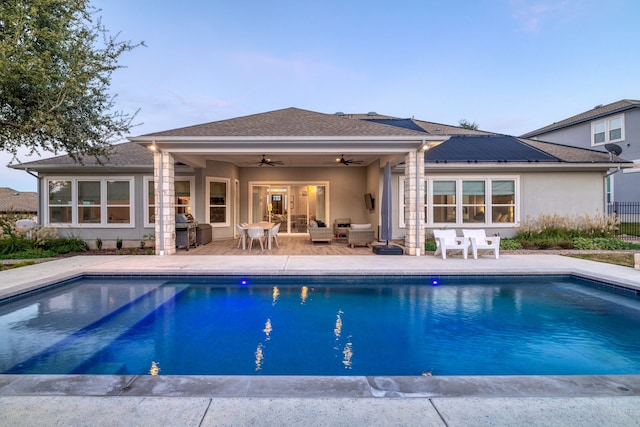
{"left": 249, "top": 182, "right": 328, "bottom": 234}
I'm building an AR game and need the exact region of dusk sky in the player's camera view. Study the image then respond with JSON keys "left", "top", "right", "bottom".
{"left": 4, "top": 0, "right": 639, "bottom": 191}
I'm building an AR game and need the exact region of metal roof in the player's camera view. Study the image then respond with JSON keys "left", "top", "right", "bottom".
{"left": 425, "top": 135, "right": 560, "bottom": 163}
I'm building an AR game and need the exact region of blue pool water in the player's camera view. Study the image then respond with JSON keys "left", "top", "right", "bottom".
{"left": 1, "top": 275, "right": 639, "bottom": 376}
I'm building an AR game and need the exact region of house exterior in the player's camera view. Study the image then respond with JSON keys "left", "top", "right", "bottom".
{"left": 10, "top": 107, "right": 630, "bottom": 255}
{"left": 0, "top": 187, "right": 37, "bottom": 216}
{"left": 521, "top": 99, "right": 640, "bottom": 203}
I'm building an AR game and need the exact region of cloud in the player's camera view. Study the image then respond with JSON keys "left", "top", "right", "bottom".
{"left": 509, "top": 0, "right": 577, "bottom": 33}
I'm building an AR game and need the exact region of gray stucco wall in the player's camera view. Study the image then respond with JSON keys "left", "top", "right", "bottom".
{"left": 529, "top": 109, "right": 640, "bottom": 202}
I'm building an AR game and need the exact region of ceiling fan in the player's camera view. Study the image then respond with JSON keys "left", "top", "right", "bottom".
{"left": 258, "top": 155, "right": 284, "bottom": 166}
{"left": 336, "top": 154, "right": 363, "bottom": 166}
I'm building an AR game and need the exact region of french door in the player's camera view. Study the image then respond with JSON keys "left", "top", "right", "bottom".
{"left": 249, "top": 182, "right": 328, "bottom": 234}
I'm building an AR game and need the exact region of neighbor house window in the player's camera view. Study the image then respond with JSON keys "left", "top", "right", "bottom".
{"left": 592, "top": 114, "right": 624, "bottom": 145}
{"left": 144, "top": 177, "right": 194, "bottom": 226}
{"left": 207, "top": 177, "right": 230, "bottom": 226}
{"left": 46, "top": 178, "right": 134, "bottom": 226}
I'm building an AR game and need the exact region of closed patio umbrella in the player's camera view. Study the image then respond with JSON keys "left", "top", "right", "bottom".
{"left": 373, "top": 161, "right": 403, "bottom": 255}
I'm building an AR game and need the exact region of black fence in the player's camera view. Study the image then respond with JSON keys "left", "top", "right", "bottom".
{"left": 607, "top": 202, "right": 640, "bottom": 240}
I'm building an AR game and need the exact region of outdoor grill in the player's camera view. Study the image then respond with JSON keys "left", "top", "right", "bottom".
{"left": 175, "top": 213, "right": 197, "bottom": 250}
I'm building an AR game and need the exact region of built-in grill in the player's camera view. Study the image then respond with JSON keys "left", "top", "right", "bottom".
{"left": 175, "top": 213, "right": 197, "bottom": 250}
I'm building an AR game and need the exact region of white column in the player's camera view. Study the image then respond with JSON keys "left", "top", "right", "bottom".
{"left": 404, "top": 151, "right": 425, "bottom": 256}
{"left": 154, "top": 150, "right": 176, "bottom": 255}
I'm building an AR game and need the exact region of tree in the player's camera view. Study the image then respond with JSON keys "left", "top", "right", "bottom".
{"left": 0, "top": 0, "right": 142, "bottom": 161}
{"left": 459, "top": 118, "right": 479, "bottom": 130}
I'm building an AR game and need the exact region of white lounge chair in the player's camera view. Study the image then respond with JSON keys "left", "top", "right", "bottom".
{"left": 433, "top": 229, "right": 469, "bottom": 259}
{"left": 463, "top": 229, "right": 500, "bottom": 259}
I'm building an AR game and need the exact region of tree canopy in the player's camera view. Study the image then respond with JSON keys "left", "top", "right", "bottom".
{"left": 0, "top": 0, "right": 142, "bottom": 161}
{"left": 459, "top": 119, "right": 479, "bottom": 130}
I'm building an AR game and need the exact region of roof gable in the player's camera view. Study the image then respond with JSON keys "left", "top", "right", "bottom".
{"left": 521, "top": 99, "right": 640, "bottom": 138}
{"left": 141, "top": 107, "right": 426, "bottom": 138}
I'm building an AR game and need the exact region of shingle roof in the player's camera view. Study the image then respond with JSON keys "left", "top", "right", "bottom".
{"left": 521, "top": 99, "right": 640, "bottom": 138}
{"left": 425, "top": 135, "right": 624, "bottom": 164}
{"left": 142, "top": 107, "right": 426, "bottom": 137}
{"left": 0, "top": 188, "right": 37, "bottom": 213}
{"left": 11, "top": 109, "right": 627, "bottom": 170}
{"left": 10, "top": 142, "right": 153, "bottom": 169}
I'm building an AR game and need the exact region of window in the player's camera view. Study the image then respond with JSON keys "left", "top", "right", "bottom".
{"left": 491, "top": 181, "right": 515, "bottom": 223}
{"left": 462, "top": 181, "right": 485, "bottom": 223}
{"left": 144, "top": 177, "right": 194, "bottom": 226}
{"left": 207, "top": 178, "right": 230, "bottom": 226}
{"left": 48, "top": 180, "right": 72, "bottom": 224}
{"left": 400, "top": 176, "right": 518, "bottom": 227}
{"left": 432, "top": 181, "right": 456, "bottom": 223}
{"left": 592, "top": 114, "right": 624, "bottom": 145}
{"left": 46, "top": 178, "right": 134, "bottom": 227}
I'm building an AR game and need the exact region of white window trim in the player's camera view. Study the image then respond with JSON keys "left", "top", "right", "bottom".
{"left": 206, "top": 177, "right": 231, "bottom": 227}
{"left": 591, "top": 113, "right": 625, "bottom": 146}
{"left": 45, "top": 176, "right": 135, "bottom": 228}
{"left": 399, "top": 176, "right": 520, "bottom": 228}
{"left": 143, "top": 176, "right": 195, "bottom": 227}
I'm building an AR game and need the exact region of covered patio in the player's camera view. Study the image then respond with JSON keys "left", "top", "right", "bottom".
{"left": 177, "top": 234, "right": 395, "bottom": 256}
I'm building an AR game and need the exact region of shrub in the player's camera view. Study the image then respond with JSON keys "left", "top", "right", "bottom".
{"left": 424, "top": 240, "right": 437, "bottom": 252}
{"left": 0, "top": 235, "right": 33, "bottom": 255}
{"left": 116, "top": 237, "right": 123, "bottom": 250}
{"left": 0, "top": 248, "right": 56, "bottom": 260}
{"left": 572, "top": 237, "right": 631, "bottom": 250}
{"left": 43, "top": 237, "right": 89, "bottom": 254}
{"left": 500, "top": 239, "right": 522, "bottom": 250}
{"left": 95, "top": 237, "right": 103, "bottom": 250}
{"left": 516, "top": 212, "right": 619, "bottom": 241}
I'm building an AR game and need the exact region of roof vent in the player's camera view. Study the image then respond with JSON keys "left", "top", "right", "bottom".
{"left": 335, "top": 112, "right": 345, "bottom": 116}
{"left": 367, "top": 111, "right": 377, "bottom": 116}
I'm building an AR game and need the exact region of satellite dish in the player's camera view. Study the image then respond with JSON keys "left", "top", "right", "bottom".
{"left": 605, "top": 143, "right": 622, "bottom": 156}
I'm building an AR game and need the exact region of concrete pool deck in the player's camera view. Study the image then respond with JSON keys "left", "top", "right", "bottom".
{"left": 1, "top": 253, "right": 639, "bottom": 426}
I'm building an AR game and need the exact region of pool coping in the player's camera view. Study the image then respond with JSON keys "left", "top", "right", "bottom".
{"left": 1, "top": 253, "right": 639, "bottom": 399}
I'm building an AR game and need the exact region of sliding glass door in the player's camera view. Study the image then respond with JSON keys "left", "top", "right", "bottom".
{"left": 249, "top": 182, "right": 328, "bottom": 234}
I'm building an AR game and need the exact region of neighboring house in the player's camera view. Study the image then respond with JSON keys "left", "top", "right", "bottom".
{"left": 0, "top": 187, "right": 37, "bottom": 216}
{"left": 9, "top": 107, "right": 630, "bottom": 255}
{"left": 521, "top": 99, "right": 640, "bottom": 203}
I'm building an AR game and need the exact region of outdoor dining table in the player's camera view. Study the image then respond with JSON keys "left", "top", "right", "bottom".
{"left": 241, "top": 222, "right": 276, "bottom": 250}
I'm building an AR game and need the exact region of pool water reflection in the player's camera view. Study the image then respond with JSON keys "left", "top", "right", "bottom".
{"left": 1, "top": 275, "right": 639, "bottom": 376}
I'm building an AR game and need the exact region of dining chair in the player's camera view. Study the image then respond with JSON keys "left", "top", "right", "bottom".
{"left": 236, "top": 224, "right": 247, "bottom": 248}
{"left": 267, "top": 222, "right": 280, "bottom": 249}
{"left": 247, "top": 226, "right": 265, "bottom": 251}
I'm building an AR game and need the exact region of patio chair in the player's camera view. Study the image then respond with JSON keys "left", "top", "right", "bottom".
{"left": 267, "top": 222, "right": 281, "bottom": 249}
{"left": 347, "top": 224, "right": 375, "bottom": 248}
{"left": 333, "top": 218, "right": 351, "bottom": 238}
{"left": 309, "top": 222, "right": 333, "bottom": 243}
{"left": 247, "top": 227, "right": 265, "bottom": 251}
{"left": 462, "top": 229, "right": 500, "bottom": 259}
{"left": 236, "top": 224, "right": 247, "bottom": 248}
{"left": 433, "top": 229, "right": 469, "bottom": 259}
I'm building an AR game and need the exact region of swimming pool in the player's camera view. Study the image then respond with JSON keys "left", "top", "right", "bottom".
{"left": 1, "top": 275, "right": 639, "bottom": 376}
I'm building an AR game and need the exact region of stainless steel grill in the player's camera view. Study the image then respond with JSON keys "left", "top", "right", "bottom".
{"left": 175, "top": 213, "right": 197, "bottom": 250}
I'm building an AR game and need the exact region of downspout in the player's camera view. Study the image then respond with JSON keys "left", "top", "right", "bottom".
{"left": 158, "top": 147, "right": 165, "bottom": 255}
{"left": 25, "top": 168, "right": 42, "bottom": 225}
